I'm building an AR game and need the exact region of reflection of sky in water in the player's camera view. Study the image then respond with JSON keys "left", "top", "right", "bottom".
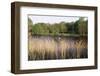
{"left": 28, "top": 15, "right": 87, "bottom": 24}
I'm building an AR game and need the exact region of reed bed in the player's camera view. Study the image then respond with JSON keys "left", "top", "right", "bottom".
{"left": 28, "top": 36, "right": 87, "bottom": 60}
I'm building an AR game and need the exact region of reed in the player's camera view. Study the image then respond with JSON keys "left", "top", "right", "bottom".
{"left": 28, "top": 36, "right": 87, "bottom": 60}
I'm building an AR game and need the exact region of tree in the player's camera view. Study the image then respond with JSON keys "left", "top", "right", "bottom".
{"left": 67, "top": 22, "right": 75, "bottom": 34}
{"left": 74, "top": 20, "right": 79, "bottom": 34}
{"left": 30, "top": 17, "right": 88, "bottom": 36}
{"left": 28, "top": 18, "right": 33, "bottom": 36}
{"left": 59, "top": 22, "right": 68, "bottom": 33}
{"left": 49, "top": 23, "right": 60, "bottom": 35}
{"left": 78, "top": 17, "right": 88, "bottom": 35}
{"left": 32, "top": 23, "right": 49, "bottom": 35}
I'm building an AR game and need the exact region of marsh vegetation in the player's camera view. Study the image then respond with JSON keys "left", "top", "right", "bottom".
{"left": 28, "top": 15, "right": 88, "bottom": 60}
{"left": 28, "top": 36, "right": 87, "bottom": 60}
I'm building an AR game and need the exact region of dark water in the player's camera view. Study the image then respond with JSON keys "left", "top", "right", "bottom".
{"left": 28, "top": 35, "right": 88, "bottom": 60}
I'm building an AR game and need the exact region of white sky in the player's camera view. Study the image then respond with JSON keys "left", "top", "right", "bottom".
{"left": 28, "top": 15, "right": 87, "bottom": 24}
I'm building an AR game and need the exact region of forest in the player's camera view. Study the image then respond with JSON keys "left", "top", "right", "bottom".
{"left": 28, "top": 17, "right": 88, "bottom": 36}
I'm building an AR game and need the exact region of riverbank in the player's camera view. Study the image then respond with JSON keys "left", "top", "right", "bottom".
{"left": 31, "top": 33, "right": 87, "bottom": 37}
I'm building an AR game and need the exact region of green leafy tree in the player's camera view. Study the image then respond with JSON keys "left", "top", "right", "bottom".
{"left": 59, "top": 22, "right": 68, "bottom": 34}
{"left": 28, "top": 18, "right": 33, "bottom": 36}
{"left": 49, "top": 23, "right": 60, "bottom": 35}
{"left": 32, "top": 23, "right": 49, "bottom": 35}
{"left": 78, "top": 17, "right": 88, "bottom": 35}
{"left": 30, "top": 17, "right": 87, "bottom": 36}
{"left": 67, "top": 22, "right": 75, "bottom": 34}
{"left": 74, "top": 20, "right": 79, "bottom": 34}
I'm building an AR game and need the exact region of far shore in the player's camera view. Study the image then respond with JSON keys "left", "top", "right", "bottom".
{"left": 30, "top": 33, "right": 87, "bottom": 37}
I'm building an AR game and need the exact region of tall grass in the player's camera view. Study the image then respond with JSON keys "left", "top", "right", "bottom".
{"left": 28, "top": 36, "right": 87, "bottom": 60}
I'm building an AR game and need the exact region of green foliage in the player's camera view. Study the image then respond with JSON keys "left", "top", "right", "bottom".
{"left": 59, "top": 22, "right": 68, "bottom": 33}
{"left": 49, "top": 23, "right": 60, "bottom": 35}
{"left": 67, "top": 22, "right": 75, "bottom": 34}
{"left": 78, "top": 17, "right": 88, "bottom": 35}
{"left": 28, "top": 18, "right": 33, "bottom": 30}
{"left": 28, "top": 18, "right": 33, "bottom": 36}
{"left": 28, "top": 17, "right": 88, "bottom": 36}
{"left": 74, "top": 20, "right": 79, "bottom": 34}
{"left": 32, "top": 23, "right": 49, "bottom": 35}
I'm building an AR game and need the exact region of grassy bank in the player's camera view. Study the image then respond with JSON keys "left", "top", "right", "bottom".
{"left": 31, "top": 33, "right": 87, "bottom": 37}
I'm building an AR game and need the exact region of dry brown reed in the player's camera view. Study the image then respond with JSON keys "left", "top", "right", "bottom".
{"left": 28, "top": 37, "right": 87, "bottom": 60}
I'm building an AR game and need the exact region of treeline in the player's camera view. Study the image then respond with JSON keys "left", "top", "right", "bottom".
{"left": 28, "top": 17, "right": 88, "bottom": 36}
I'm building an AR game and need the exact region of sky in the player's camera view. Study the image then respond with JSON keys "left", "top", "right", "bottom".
{"left": 28, "top": 15, "right": 87, "bottom": 24}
